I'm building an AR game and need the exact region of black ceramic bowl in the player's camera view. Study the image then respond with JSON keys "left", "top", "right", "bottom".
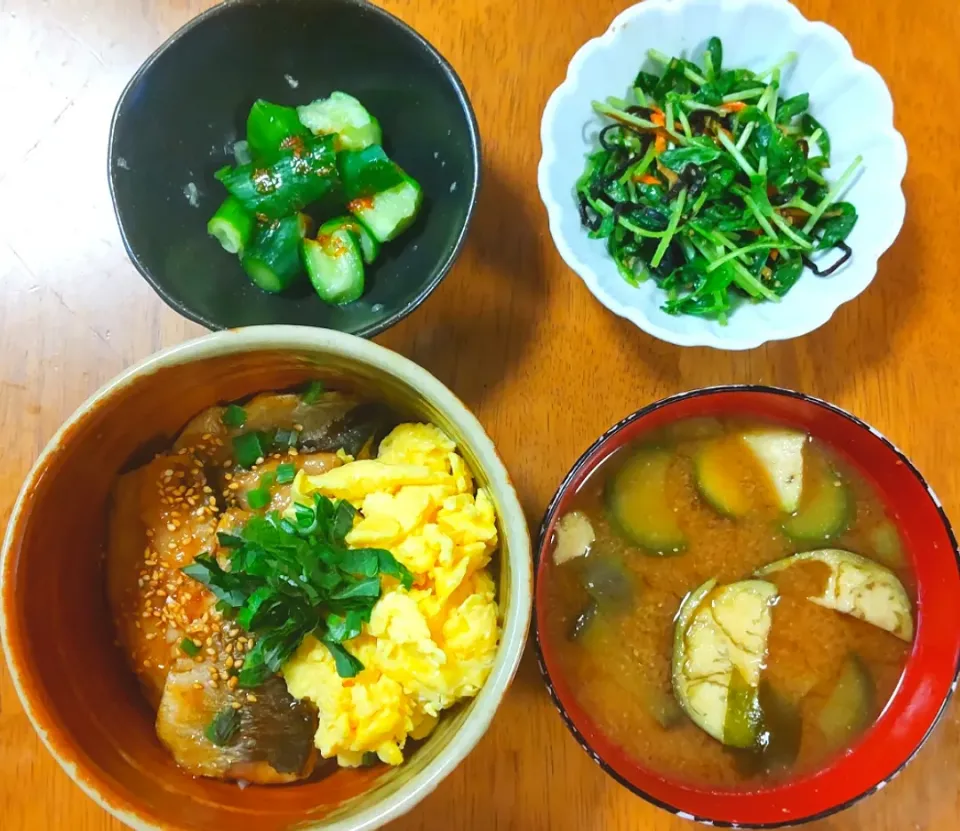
{"left": 109, "top": 0, "right": 480, "bottom": 336}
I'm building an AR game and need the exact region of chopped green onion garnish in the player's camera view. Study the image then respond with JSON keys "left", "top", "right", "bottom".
{"left": 274, "top": 427, "right": 300, "bottom": 448}
{"left": 247, "top": 471, "right": 276, "bottom": 510}
{"left": 301, "top": 380, "right": 325, "bottom": 404}
{"left": 232, "top": 432, "right": 265, "bottom": 468}
{"left": 247, "top": 488, "right": 270, "bottom": 510}
{"left": 179, "top": 638, "right": 201, "bottom": 657}
{"left": 180, "top": 493, "right": 411, "bottom": 683}
{"left": 276, "top": 463, "right": 297, "bottom": 485}
{"left": 222, "top": 404, "right": 247, "bottom": 428}
{"left": 205, "top": 708, "right": 241, "bottom": 747}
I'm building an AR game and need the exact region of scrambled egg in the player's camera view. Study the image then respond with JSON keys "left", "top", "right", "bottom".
{"left": 281, "top": 424, "right": 500, "bottom": 767}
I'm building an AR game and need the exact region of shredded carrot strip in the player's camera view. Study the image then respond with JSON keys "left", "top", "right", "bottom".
{"left": 655, "top": 133, "right": 667, "bottom": 154}
{"left": 770, "top": 249, "right": 780, "bottom": 261}
{"left": 650, "top": 109, "right": 666, "bottom": 127}
{"left": 635, "top": 174, "right": 661, "bottom": 185}
{"left": 721, "top": 101, "right": 748, "bottom": 113}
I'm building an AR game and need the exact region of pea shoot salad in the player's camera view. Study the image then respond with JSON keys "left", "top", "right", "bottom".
{"left": 576, "top": 38, "right": 862, "bottom": 321}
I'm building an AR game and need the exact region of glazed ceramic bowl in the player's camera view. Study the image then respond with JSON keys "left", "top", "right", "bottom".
{"left": 109, "top": 0, "right": 481, "bottom": 336}
{"left": 0, "top": 327, "right": 531, "bottom": 831}
{"left": 538, "top": 0, "right": 907, "bottom": 349}
{"left": 535, "top": 386, "right": 960, "bottom": 827}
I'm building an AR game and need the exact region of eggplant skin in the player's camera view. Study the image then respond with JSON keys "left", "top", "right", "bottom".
{"left": 156, "top": 660, "right": 318, "bottom": 783}
{"left": 239, "top": 676, "right": 318, "bottom": 776}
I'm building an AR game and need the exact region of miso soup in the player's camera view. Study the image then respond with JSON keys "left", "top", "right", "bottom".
{"left": 542, "top": 417, "right": 914, "bottom": 787}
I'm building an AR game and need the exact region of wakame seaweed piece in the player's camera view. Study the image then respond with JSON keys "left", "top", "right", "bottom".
{"left": 598, "top": 124, "right": 631, "bottom": 152}
{"left": 569, "top": 599, "right": 600, "bottom": 640}
{"left": 804, "top": 241, "right": 853, "bottom": 278}
{"left": 216, "top": 134, "right": 340, "bottom": 220}
{"left": 578, "top": 193, "right": 603, "bottom": 232}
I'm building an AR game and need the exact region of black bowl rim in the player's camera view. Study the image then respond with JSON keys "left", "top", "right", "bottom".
{"left": 107, "top": 0, "right": 482, "bottom": 338}
{"left": 533, "top": 383, "right": 960, "bottom": 829}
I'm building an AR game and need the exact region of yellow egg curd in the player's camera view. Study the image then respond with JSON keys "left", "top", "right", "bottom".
{"left": 281, "top": 424, "right": 500, "bottom": 767}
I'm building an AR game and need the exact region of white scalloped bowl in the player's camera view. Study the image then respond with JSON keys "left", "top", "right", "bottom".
{"left": 538, "top": 0, "right": 906, "bottom": 350}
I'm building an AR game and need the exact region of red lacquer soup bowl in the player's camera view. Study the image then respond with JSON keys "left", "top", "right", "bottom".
{"left": 534, "top": 385, "right": 960, "bottom": 828}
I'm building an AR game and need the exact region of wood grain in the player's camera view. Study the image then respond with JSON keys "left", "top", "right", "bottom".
{"left": 1, "top": 0, "right": 958, "bottom": 828}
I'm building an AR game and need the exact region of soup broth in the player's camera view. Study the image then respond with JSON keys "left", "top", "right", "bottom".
{"left": 542, "top": 417, "right": 914, "bottom": 788}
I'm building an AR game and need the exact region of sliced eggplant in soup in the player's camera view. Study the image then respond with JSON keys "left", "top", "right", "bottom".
{"left": 756, "top": 549, "right": 913, "bottom": 641}
{"left": 672, "top": 578, "right": 778, "bottom": 748}
{"left": 741, "top": 429, "right": 806, "bottom": 514}
{"left": 552, "top": 511, "right": 595, "bottom": 565}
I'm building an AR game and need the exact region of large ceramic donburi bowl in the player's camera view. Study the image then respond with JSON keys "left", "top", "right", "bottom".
{"left": 0, "top": 326, "right": 531, "bottom": 831}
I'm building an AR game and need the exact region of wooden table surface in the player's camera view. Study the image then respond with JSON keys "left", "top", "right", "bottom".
{"left": 2, "top": 0, "right": 959, "bottom": 828}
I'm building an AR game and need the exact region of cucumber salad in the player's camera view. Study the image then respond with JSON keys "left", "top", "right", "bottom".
{"left": 208, "top": 93, "right": 423, "bottom": 304}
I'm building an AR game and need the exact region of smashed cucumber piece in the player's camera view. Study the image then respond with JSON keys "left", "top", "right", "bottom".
{"left": 297, "top": 91, "right": 382, "bottom": 151}
{"left": 606, "top": 448, "right": 686, "bottom": 554}
{"left": 756, "top": 549, "right": 914, "bottom": 641}
{"left": 818, "top": 654, "right": 876, "bottom": 748}
{"left": 348, "top": 174, "right": 423, "bottom": 243}
{"left": 317, "top": 216, "right": 380, "bottom": 265}
{"left": 302, "top": 228, "right": 365, "bottom": 305}
{"left": 672, "top": 578, "right": 778, "bottom": 747}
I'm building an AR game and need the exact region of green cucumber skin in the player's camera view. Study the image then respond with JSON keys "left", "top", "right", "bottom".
{"left": 317, "top": 216, "right": 380, "bottom": 265}
{"left": 216, "top": 135, "right": 340, "bottom": 220}
{"left": 207, "top": 196, "right": 256, "bottom": 256}
{"left": 240, "top": 214, "right": 307, "bottom": 293}
{"left": 348, "top": 175, "right": 423, "bottom": 243}
{"left": 246, "top": 99, "right": 310, "bottom": 160}
{"left": 337, "top": 146, "right": 404, "bottom": 200}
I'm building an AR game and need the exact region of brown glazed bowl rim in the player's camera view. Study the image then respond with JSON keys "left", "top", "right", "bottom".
{"left": 0, "top": 325, "right": 532, "bottom": 831}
